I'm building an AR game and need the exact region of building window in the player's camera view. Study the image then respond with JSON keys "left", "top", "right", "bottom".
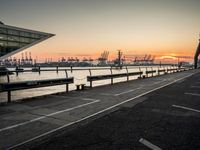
{"left": 20, "top": 37, "right": 30, "bottom": 43}
{"left": 0, "top": 34, "right": 7, "bottom": 40}
{"left": 20, "top": 31, "right": 31, "bottom": 37}
{"left": 0, "top": 41, "right": 7, "bottom": 46}
{"left": 7, "top": 35, "right": 20, "bottom": 42}
{"left": 7, "top": 29, "right": 19, "bottom": 36}
{"left": 0, "top": 27, "right": 7, "bottom": 34}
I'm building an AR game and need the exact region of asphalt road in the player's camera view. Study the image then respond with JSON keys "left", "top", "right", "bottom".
{"left": 0, "top": 69, "right": 199, "bottom": 150}
{"left": 31, "top": 70, "right": 200, "bottom": 150}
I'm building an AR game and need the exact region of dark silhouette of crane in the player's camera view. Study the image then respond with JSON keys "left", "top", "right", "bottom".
{"left": 98, "top": 51, "right": 109, "bottom": 66}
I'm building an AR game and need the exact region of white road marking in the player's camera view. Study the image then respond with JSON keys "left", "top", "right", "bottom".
{"left": 0, "top": 98, "right": 100, "bottom": 133}
{"left": 140, "top": 80, "right": 166, "bottom": 87}
{"left": 148, "top": 81, "right": 163, "bottom": 86}
{"left": 49, "top": 95, "right": 78, "bottom": 99}
{"left": 115, "top": 88, "right": 140, "bottom": 96}
{"left": 100, "top": 93, "right": 114, "bottom": 96}
{"left": 139, "top": 138, "right": 162, "bottom": 150}
{"left": 191, "top": 86, "right": 200, "bottom": 88}
{"left": 73, "top": 91, "right": 90, "bottom": 94}
{"left": 185, "top": 92, "right": 200, "bottom": 97}
{"left": 172, "top": 105, "right": 200, "bottom": 113}
{"left": 82, "top": 98, "right": 99, "bottom": 101}
{"left": 7, "top": 73, "right": 195, "bottom": 150}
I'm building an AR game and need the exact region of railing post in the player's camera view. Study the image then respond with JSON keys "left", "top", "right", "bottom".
{"left": 16, "top": 66, "right": 19, "bottom": 76}
{"left": 126, "top": 66, "right": 129, "bottom": 81}
{"left": 139, "top": 67, "right": 142, "bottom": 78}
{"left": 65, "top": 69, "right": 68, "bottom": 78}
{"left": 38, "top": 66, "right": 41, "bottom": 75}
{"left": 6, "top": 72, "right": 10, "bottom": 84}
{"left": 146, "top": 67, "right": 148, "bottom": 77}
{"left": 70, "top": 66, "right": 73, "bottom": 73}
{"left": 164, "top": 67, "right": 166, "bottom": 74}
{"left": 56, "top": 66, "right": 59, "bottom": 74}
{"left": 65, "top": 70, "right": 68, "bottom": 92}
{"left": 7, "top": 91, "right": 11, "bottom": 103}
{"left": 110, "top": 66, "right": 113, "bottom": 85}
{"left": 89, "top": 69, "right": 92, "bottom": 88}
{"left": 158, "top": 67, "right": 160, "bottom": 76}
{"left": 151, "top": 67, "right": 154, "bottom": 77}
{"left": 66, "top": 84, "right": 69, "bottom": 92}
{"left": 6, "top": 72, "right": 11, "bottom": 103}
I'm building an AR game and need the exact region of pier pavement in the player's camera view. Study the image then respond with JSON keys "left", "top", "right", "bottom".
{"left": 0, "top": 69, "right": 199, "bottom": 149}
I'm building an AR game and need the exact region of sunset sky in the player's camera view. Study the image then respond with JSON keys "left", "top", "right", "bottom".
{"left": 0, "top": 0, "right": 200, "bottom": 62}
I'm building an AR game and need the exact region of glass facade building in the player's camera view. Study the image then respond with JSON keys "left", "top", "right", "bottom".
{"left": 0, "top": 23, "right": 54, "bottom": 60}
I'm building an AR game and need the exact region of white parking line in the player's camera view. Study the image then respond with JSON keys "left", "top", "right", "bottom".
{"left": 82, "top": 98, "right": 99, "bottom": 101}
{"left": 49, "top": 95, "right": 81, "bottom": 99}
{"left": 115, "top": 88, "right": 140, "bottom": 96}
{"left": 172, "top": 105, "right": 200, "bottom": 113}
{"left": 185, "top": 92, "right": 200, "bottom": 97}
{"left": 148, "top": 81, "right": 163, "bottom": 86}
{"left": 100, "top": 93, "right": 114, "bottom": 96}
{"left": 191, "top": 86, "right": 200, "bottom": 88}
{"left": 0, "top": 98, "right": 100, "bottom": 133}
{"left": 7, "top": 73, "right": 195, "bottom": 150}
{"left": 139, "top": 138, "right": 162, "bottom": 150}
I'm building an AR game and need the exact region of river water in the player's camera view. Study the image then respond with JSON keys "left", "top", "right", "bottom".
{"left": 0, "top": 66, "right": 173, "bottom": 103}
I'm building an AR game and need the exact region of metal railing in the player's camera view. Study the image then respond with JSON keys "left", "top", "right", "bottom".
{"left": 0, "top": 65, "right": 194, "bottom": 103}
{"left": 0, "top": 70, "right": 73, "bottom": 103}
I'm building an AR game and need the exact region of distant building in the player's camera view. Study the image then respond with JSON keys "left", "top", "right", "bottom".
{"left": 0, "top": 22, "right": 54, "bottom": 61}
